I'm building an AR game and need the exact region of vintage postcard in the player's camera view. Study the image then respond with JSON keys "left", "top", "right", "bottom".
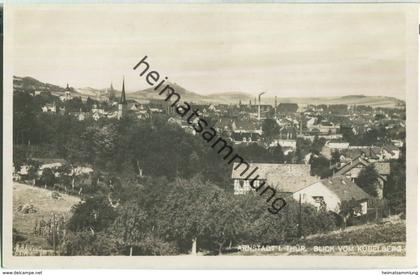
{"left": 2, "top": 2, "right": 418, "bottom": 269}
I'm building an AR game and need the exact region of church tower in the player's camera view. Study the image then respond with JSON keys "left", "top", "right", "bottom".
{"left": 65, "top": 83, "right": 72, "bottom": 101}
{"left": 117, "top": 77, "right": 127, "bottom": 120}
{"left": 109, "top": 82, "right": 116, "bottom": 101}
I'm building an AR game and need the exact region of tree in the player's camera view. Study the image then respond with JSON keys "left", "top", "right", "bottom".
{"left": 262, "top": 119, "right": 280, "bottom": 142}
{"left": 111, "top": 202, "right": 149, "bottom": 256}
{"left": 206, "top": 192, "right": 245, "bottom": 255}
{"left": 356, "top": 165, "right": 379, "bottom": 197}
{"left": 330, "top": 150, "right": 341, "bottom": 166}
{"left": 13, "top": 91, "right": 39, "bottom": 145}
{"left": 13, "top": 146, "right": 27, "bottom": 173}
{"left": 311, "top": 136, "right": 326, "bottom": 154}
{"left": 68, "top": 195, "right": 117, "bottom": 233}
{"left": 62, "top": 231, "right": 120, "bottom": 256}
{"left": 26, "top": 159, "right": 41, "bottom": 181}
{"left": 40, "top": 168, "right": 56, "bottom": 188}
{"left": 270, "top": 145, "right": 285, "bottom": 163}
{"left": 384, "top": 143, "right": 406, "bottom": 215}
{"left": 158, "top": 177, "right": 224, "bottom": 255}
{"left": 310, "top": 155, "right": 332, "bottom": 178}
{"left": 339, "top": 199, "right": 361, "bottom": 227}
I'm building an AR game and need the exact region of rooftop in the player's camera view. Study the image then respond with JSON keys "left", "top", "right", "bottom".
{"left": 231, "top": 162, "right": 318, "bottom": 193}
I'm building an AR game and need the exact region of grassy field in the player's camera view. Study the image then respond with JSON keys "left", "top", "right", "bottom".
{"left": 13, "top": 182, "right": 80, "bottom": 248}
{"left": 233, "top": 218, "right": 406, "bottom": 256}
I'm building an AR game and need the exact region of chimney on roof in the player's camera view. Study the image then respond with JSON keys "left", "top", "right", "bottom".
{"left": 258, "top": 92, "right": 265, "bottom": 121}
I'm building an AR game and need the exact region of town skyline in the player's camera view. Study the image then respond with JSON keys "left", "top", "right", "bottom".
{"left": 13, "top": 74, "right": 406, "bottom": 108}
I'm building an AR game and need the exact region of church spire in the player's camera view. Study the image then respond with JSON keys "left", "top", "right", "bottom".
{"left": 120, "top": 77, "right": 127, "bottom": 104}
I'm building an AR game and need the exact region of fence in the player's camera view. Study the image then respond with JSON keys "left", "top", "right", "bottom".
{"left": 350, "top": 198, "right": 390, "bottom": 226}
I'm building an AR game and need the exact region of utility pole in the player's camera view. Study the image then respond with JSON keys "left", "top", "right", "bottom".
{"left": 298, "top": 194, "right": 302, "bottom": 238}
{"left": 52, "top": 214, "right": 56, "bottom": 256}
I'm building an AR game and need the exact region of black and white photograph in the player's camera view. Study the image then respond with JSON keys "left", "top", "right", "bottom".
{"left": 2, "top": 2, "right": 418, "bottom": 270}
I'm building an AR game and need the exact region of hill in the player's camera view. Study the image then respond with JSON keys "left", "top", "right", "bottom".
{"left": 14, "top": 75, "right": 405, "bottom": 107}
{"left": 13, "top": 182, "right": 80, "bottom": 249}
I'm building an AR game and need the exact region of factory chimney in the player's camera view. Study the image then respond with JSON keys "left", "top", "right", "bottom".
{"left": 274, "top": 96, "right": 277, "bottom": 118}
{"left": 258, "top": 92, "right": 265, "bottom": 121}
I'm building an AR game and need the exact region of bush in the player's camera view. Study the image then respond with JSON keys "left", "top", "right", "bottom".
{"left": 237, "top": 195, "right": 337, "bottom": 245}
{"left": 128, "top": 235, "right": 179, "bottom": 256}
{"left": 39, "top": 168, "right": 56, "bottom": 188}
{"left": 61, "top": 231, "right": 120, "bottom": 256}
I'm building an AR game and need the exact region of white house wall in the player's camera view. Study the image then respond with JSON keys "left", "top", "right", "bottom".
{"left": 293, "top": 182, "right": 341, "bottom": 213}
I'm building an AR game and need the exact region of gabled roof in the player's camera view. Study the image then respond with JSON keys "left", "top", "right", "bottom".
{"left": 334, "top": 156, "right": 390, "bottom": 176}
{"left": 31, "top": 158, "right": 66, "bottom": 165}
{"left": 383, "top": 143, "right": 399, "bottom": 153}
{"left": 341, "top": 147, "right": 381, "bottom": 159}
{"left": 231, "top": 162, "right": 318, "bottom": 193}
{"left": 320, "top": 176, "right": 371, "bottom": 202}
{"left": 373, "top": 162, "right": 391, "bottom": 175}
{"left": 233, "top": 119, "right": 260, "bottom": 131}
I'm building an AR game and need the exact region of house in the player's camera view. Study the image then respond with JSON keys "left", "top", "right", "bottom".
{"left": 279, "top": 126, "right": 296, "bottom": 139}
{"left": 13, "top": 76, "right": 24, "bottom": 91}
{"left": 231, "top": 132, "right": 261, "bottom": 144}
{"left": 308, "top": 120, "right": 340, "bottom": 135}
{"left": 76, "top": 109, "right": 89, "bottom": 121}
{"left": 15, "top": 158, "right": 67, "bottom": 180}
{"left": 333, "top": 156, "right": 391, "bottom": 199}
{"left": 326, "top": 141, "right": 350, "bottom": 150}
{"left": 382, "top": 144, "right": 400, "bottom": 160}
{"left": 41, "top": 103, "right": 57, "bottom": 113}
{"left": 231, "top": 163, "right": 318, "bottom": 195}
{"left": 232, "top": 119, "right": 262, "bottom": 134}
{"left": 92, "top": 112, "right": 101, "bottom": 121}
{"left": 292, "top": 176, "right": 371, "bottom": 215}
{"left": 269, "top": 139, "right": 297, "bottom": 149}
{"left": 231, "top": 119, "right": 262, "bottom": 144}
{"left": 341, "top": 146, "right": 399, "bottom": 162}
{"left": 58, "top": 84, "right": 73, "bottom": 101}
{"left": 391, "top": 139, "right": 404, "bottom": 148}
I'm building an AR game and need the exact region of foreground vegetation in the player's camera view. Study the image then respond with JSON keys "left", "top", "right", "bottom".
{"left": 12, "top": 90, "right": 407, "bottom": 255}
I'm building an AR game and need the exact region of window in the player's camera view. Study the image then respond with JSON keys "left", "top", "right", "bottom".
{"left": 312, "top": 196, "right": 326, "bottom": 211}
{"left": 312, "top": 196, "right": 324, "bottom": 203}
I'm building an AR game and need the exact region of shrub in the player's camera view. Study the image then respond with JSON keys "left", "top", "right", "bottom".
{"left": 61, "top": 231, "right": 120, "bottom": 256}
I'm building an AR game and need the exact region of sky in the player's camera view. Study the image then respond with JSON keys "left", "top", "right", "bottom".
{"left": 10, "top": 4, "right": 409, "bottom": 99}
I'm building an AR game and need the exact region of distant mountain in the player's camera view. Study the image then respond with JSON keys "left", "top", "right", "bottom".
{"left": 14, "top": 76, "right": 404, "bottom": 108}
{"left": 270, "top": 95, "right": 405, "bottom": 108}
{"left": 128, "top": 82, "right": 205, "bottom": 102}
{"left": 75, "top": 87, "right": 105, "bottom": 98}
{"left": 17, "top": 76, "right": 66, "bottom": 93}
{"left": 206, "top": 91, "right": 254, "bottom": 104}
